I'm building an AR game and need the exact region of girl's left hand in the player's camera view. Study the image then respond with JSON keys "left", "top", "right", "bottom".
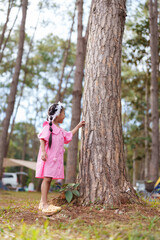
{"left": 78, "top": 120, "right": 85, "bottom": 128}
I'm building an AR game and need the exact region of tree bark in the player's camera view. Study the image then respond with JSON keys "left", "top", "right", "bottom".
{"left": 65, "top": 0, "right": 86, "bottom": 183}
{"left": 0, "top": 0, "right": 28, "bottom": 179}
{"left": 148, "top": 0, "right": 159, "bottom": 181}
{"left": 78, "top": 0, "right": 136, "bottom": 205}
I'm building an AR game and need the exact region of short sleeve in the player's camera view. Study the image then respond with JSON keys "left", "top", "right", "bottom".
{"left": 38, "top": 124, "right": 49, "bottom": 142}
{"left": 63, "top": 131, "right": 73, "bottom": 144}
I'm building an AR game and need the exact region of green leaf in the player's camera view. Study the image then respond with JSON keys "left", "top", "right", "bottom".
{"left": 74, "top": 183, "right": 79, "bottom": 188}
{"left": 65, "top": 191, "right": 73, "bottom": 203}
{"left": 72, "top": 190, "right": 80, "bottom": 197}
{"left": 67, "top": 183, "right": 76, "bottom": 187}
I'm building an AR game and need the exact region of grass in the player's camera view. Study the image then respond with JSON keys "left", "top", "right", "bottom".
{"left": 0, "top": 191, "right": 160, "bottom": 239}
{"left": 1, "top": 217, "right": 160, "bottom": 239}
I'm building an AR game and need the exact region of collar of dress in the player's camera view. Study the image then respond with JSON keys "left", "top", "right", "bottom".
{"left": 43, "top": 121, "right": 63, "bottom": 135}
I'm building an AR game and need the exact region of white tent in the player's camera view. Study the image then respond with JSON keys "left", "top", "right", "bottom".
{"left": 3, "top": 158, "right": 36, "bottom": 171}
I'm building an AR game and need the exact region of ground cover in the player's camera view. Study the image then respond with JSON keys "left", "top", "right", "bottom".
{"left": 0, "top": 190, "right": 160, "bottom": 239}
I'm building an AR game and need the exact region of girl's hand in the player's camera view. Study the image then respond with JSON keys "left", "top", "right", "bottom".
{"left": 71, "top": 121, "right": 85, "bottom": 136}
{"left": 41, "top": 151, "right": 47, "bottom": 161}
{"left": 78, "top": 120, "right": 85, "bottom": 128}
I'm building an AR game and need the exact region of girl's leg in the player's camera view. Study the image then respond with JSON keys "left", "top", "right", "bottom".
{"left": 40, "top": 178, "right": 51, "bottom": 201}
{"left": 41, "top": 177, "right": 52, "bottom": 208}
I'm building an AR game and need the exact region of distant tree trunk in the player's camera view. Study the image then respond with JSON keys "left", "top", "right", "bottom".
{"left": 55, "top": 3, "right": 76, "bottom": 103}
{"left": 132, "top": 150, "right": 136, "bottom": 187}
{"left": 0, "top": 4, "right": 21, "bottom": 63}
{"left": 124, "top": 144, "right": 129, "bottom": 179}
{"left": 65, "top": 0, "right": 86, "bottom": 183}
{"left": 5, "top": 10, "right": 40, "bottom": 156}
{"left": 78, "top": 0, "right": 136, "bottom": 205}
{"left": 0, "top": 0, "right": 28, "bottom": 179}
{"left": 149, "top": 0, "right": 159, "bottom": 181}
{"left": 0, "top": 0, "right": 13, "bottom": 50}
{"left": 144, "top": 77, "right": 150, "bottom": 180}
{"left": 60, "top": 65, "right": 75, "bottom": 101}
{"left": 20, "top": 133, "right": 27, "bottom": 186}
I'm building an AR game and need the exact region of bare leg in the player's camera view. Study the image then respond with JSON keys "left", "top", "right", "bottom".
{"left": 40, "top": 178, "right": 51, "bottom": 202}
{"left": 41, "top": 177, "right": 52, "bottom": 208}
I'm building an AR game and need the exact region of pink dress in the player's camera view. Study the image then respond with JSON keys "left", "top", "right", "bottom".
{"left": 35, "top": 121, "right": 72, "bottom": 179}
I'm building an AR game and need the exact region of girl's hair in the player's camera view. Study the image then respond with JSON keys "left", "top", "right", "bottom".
{"left": 47, "top": 103, "right": 64, "bottom": 148}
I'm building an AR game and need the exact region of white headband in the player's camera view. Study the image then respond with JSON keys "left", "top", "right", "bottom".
{"left": 48, "top": 101, "right": 65, "bottom": 121}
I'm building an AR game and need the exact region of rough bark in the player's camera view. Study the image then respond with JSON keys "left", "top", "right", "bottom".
{"left": 65, "top": 0, "right": 86, "bottom": 183}
{"left": 149, "top": 0, "right": 159, "bottom": 181}
{"left": 0, "top": 0, "right": 28, "bottom": 179}
{"left": 78, "top": 0, "right": 136, "bottom": 205}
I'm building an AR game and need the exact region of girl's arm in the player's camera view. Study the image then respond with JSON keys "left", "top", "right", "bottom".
{"left": 71, "top": 120, "right": 85, "bottom": 136}
{"left": 40, "top": 139, "right": 47, "bottom": 161}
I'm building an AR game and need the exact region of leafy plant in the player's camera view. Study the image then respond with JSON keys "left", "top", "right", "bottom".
{"left": 59, "top": 183, "right": 80, "bottom": 203}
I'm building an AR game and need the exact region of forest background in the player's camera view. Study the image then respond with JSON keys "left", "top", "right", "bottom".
{"left": 0, "top": 0, "right": 159, "bottom": 189}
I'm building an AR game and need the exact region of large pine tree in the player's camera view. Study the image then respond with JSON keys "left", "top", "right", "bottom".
{"left": 78, "top": 0, "right": 136, "bottom": 205}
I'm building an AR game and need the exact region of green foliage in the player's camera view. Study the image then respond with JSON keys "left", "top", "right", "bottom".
{"left": 8, "top": 122, "right": 39, "bottom": 161}
{"left": 121, "top": 1, "right": 158, "bottom": 181}
{"left": 65, "top": 190, "right": 73, "bottom": 203}
{"left": 60, "top": 183, "right": 80, "bottom": 203}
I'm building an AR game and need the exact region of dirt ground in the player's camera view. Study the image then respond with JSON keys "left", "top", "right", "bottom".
{"left": 0, "top": 191, "right": 160, "bottom": 225}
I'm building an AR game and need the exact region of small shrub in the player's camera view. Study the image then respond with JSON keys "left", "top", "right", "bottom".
{"left": 59, "top": 183, "right": 80, "bottom": 203}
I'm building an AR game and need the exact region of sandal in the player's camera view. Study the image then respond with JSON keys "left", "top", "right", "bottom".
{"left": 42, "top": 205, "right": 61, "bottom": 215}
{"left": 38, "top": 201, "right": 43, "bottom": 210}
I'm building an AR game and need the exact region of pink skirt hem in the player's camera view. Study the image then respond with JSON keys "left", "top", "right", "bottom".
{"left": 35, "top": 176, "right": 64, "bottom": 179}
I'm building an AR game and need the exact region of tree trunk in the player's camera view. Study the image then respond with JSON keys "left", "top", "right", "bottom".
{"left": 20, "top": 132, "right": 27, "bottom": 186}
{"left": 149, "top": 0, "right": 159, "bottom": 181}
{"left": 0, "top": 0, "right": 28, "bottom": 179}
{"left": 132, "top": 150, "right": 136, "bottom": 187}
{"left": 78, "top": 0, "right": 136, "bottom": 205}
{"left": 65, "top": 0, "right": 86, "bottom": 183}
{"left": 144, "top": 77, "right": 150, "bottom": 180}
{"left": 0, "top": 4, "right": 21, "bottom": 63}
{"left": 55, "top": 3, "right": 76, "bottom": 103}
{"left": 5, "top": 12, "right": 40, "bottom": 157}
{"left": 0, "top": 0, "right": 13, "bottom": 50}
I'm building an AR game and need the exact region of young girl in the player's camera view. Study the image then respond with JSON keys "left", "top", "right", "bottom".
{"left": 36, "top": 102, "right": 85, "bottom": 215}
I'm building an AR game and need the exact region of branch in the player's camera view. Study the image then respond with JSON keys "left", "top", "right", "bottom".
{"left": 55, "top": 1, "right": 77, "bottom": 102}
{"left": 0, "top": 3, "right": 21, "bottom": 63}
{"left": 60, "top": 65, "right": 75, "bottom": 101}
{"left": 6, "top": 5, "right": 42, "bottom": 153}
{"left": 0, "top": 0, "right": 13, "bottom": 50}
